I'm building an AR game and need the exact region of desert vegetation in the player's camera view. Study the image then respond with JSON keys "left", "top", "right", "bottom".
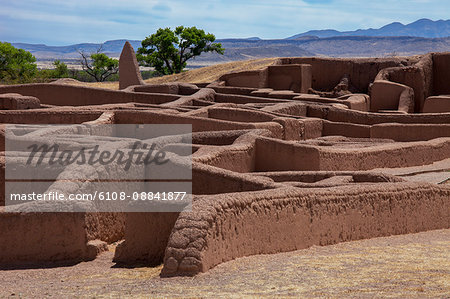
{"left": 1, "top": 27, "right": 223, "bottom": 84}
{"left": 0, "top": 42, "right": 158, "bottom": 84}
{"left": 0, "top": 42, "right": 37, "bottom": 83}
{"left": 137, "top": 26, "right": 224, "bottom": 75}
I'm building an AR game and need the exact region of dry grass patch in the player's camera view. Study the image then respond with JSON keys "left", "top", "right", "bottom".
{"left": 80, "top": 58, "right": 278, "bottom": 90}
{"left": 145, "top": 58, "right": 278, "bottom": 84}
{"left": 1, "top": 230, "right": 448, "bottom": 298}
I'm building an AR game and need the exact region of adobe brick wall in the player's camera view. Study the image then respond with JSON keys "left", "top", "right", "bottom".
{"left": 278, "top": 57, "right": 409, "bottom": 92}
{"left": 432, "top": 52, "right": 450, "bottom": 95}
{"left": 113, "top": 213, "right": 179, "bottom": 264}
{"left": 423, "top": 96, "right": 450, "bottom": 113}
{"left": 0, "top": 84, "right": 179, "bottom": 106}
{"left": 219, "top": 64, "right": 312, "bottom": 92}
{"left": 253, "top": 136, "right": 450, "bottom": 171}
{"left": 267, "top": 64, "right": 312, "bottom": 92}
{"left": 0, "top": 211, "right": 124, "bottom": 264}
{"left": 0, "top": 111, "right": 103, "bottom": 124}
{"left": 318, "top": 138, "right": 450, "bottom": 170}
{"left": 219, "top": 69, "right": 268, "bottom": 88}
{"left": 370, "top": 123, "right": 450, "bottom": 141}
{"left": 0, "top": 93, "right": 40, "bottom": 110}
{"left": 311, "top": 104, "right": 450, "bottom": 125}
{"left": 161, "top": 183, "right": 450, "bottom": 276}
{"left": 0, "top": 52, "right": 449, "bottom": 275}
{"left": 370, "top": 80, "right": 414, "bottom": 112}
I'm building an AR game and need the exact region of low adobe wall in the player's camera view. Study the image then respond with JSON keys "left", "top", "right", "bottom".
{"left": 192, "top": 130, "right": 267, "bottom": 173}
{"left": 261, "top": 102, "right": 307, "bottom": 116}
{"left": 215, "top": 93, "right": 287, "bottom": 104}
{"left": 278, "top": 57, "right": 408, "bottom": 93}
{"left": 318, "top": 138, "right": 450, "bottom": 170}
{"left": 0, "top": 93, "right": 41, "bottom": 110}
{"left": 161, "top": 183, "right": 450, "bottom": 276}
{"left": 113, "top": 110, "right": 284, "bottom": 138}
{"left": 254, "top": 171, "right": 403, "bottom": 185}
{"left": 255, "top": 138, "right": 320, "bottom": 171}
{"left": 370, "top": 123, "right": 450, "bottom": 141}
{"left": 307, "top": 104, "right": 450, "bottom": 125}
{"left": 207, "top": 107, "right": 275, "bottom": 123}
{"left": 0, "top": 110, "right": 103, "bottom": 124}
{"left": 218, "top": 64, "right": 312, "bottom": 93}
{"left": 161, "top": 88, "right": 215, "bottom": 108}
{"left": 267, "top": 65, "right": 312, "bottom": 93}
{"left": 423, "top": 96, "right": 450, "bottom": 113}
{"left": 0, "top": 159, "right": 3, "bottom": 207}
{"left": 322, "top": 120, "right": 370, "bottom": 138}
{"left": 0, "top": 212, "right": 88, "bottom": 264}
{"left": 0, "top": 111, "right": 104, "bottom": 152}
{"left": 191, "top": 129, "right": 253, "bottom": 146}
{"left": 113, "top": 164, "right": 276, "bottom": 265}
{"left": 255, "top": 136, "right": 450, "bottom": 171}
{"left": 0, "top": 211, "right": 125, "bottom": 265}
{"left": 113, "top": 212, "right": 179, "bottom": 265}
{"left": 219, "top": 69, "right": 268, "bottom": 89}
{"left": 84, "top": 212, "right": 126, "bottom": 244}
{"left": 368, "top": 52, "right": 450, "bottom": 112}
{"left": 374, "top": 54, "right": 433, "bottom": 112}
{"left": 210, "top": 86, "right": 256, "bottom": 96}
{"left": 131, "top": 83, "right": 200, "bottom": 96}
{"left": 432, "top": 52, "right": 450, "bottom": 95}
{"left": 369, "top": 80, "right": 414, "bottom": 113}
{"left": 192, "top": 163, "right": 275, "bottom": 193}
{"left": 0, "top": 84, "right": 179, "bottom": 106}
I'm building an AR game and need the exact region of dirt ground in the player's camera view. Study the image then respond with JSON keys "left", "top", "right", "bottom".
{"left": 1, "top": 229, "right": 449, "bottom": 298}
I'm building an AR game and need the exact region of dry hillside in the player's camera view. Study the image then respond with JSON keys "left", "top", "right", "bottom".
{"left": 83, "top": 58, "right": 278, "bottom": 90}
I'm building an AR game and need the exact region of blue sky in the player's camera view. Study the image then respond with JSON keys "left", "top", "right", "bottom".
{"left": 0, "top": 0, "right": 449, "bottom": 45}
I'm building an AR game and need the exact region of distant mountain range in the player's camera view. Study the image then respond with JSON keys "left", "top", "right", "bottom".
{"left": 288, "top": 18, "right": 450, "bottom": 39}
{"left": 7, "top": 18, "right": 450, "bottom": 66}
{"left": 11, "top": 39, "right": 142, "bottom": 60}
{"left": 10, "top": 39, "right": 316, "bottom": 63}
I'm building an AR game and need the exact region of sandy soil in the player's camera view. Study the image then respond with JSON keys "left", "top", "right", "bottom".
{"left": 1, "top": 229, "right": 449, "bottom": 298}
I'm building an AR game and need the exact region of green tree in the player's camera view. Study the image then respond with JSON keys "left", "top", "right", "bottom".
{"left": 79, "top": 47, "right": 119, "bottom": 82}
{"left": 52, "top": 59, "right": 69, "bottom": 78}
{"left": 137, "top": 26, "right": 224, "bottom": 75}
{"left": 0, "top": 42, "right": 37, "bottom": 83}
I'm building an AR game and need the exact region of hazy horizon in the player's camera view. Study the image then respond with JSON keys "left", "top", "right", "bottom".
{"left": 1, "top": 0, "right": 449, "bottom": 45}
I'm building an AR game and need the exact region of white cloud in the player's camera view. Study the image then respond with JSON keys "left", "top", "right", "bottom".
{"left": 0, "top": 0, "right": 449, "bottom": 44}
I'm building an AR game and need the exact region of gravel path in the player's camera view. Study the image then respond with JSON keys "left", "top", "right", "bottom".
{"left": 1, "top": 229, "right": 449, "bottom": 298}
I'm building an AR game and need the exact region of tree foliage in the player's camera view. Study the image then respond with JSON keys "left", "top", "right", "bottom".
{"left": 36, "top": 60, "right": 70, "bottom": 81}
{"left": 0, "top": 42, "right": 37, "bottom": 83}
{"left": 79, "top": 47, "right": 119, "bottom": 82}
{"left": 137, "top": 26, "right": 224, "bottom": 75}
{"left": 52, "top": 60, "right": 69, "bottom": 78}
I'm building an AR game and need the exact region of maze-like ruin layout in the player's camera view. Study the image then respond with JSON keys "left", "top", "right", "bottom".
{"left": 0, "top": 43, "right": 449, "bottom": 277}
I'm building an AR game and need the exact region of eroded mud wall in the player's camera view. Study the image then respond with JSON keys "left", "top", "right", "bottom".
{"left": 278, "top": 57, "right": 408, "bottom": 93}
{"left": 162, "top": 183, "right": 450, "bottom": 276}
